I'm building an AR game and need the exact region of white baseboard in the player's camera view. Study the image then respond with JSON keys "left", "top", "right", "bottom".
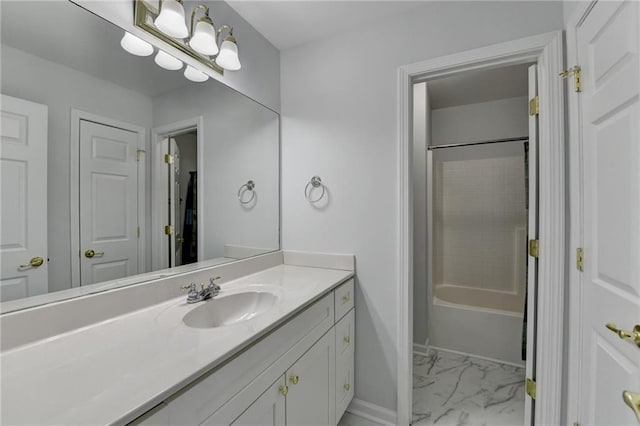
{"left": 429, "top": 345, "right": 525, "bottom": 368}
{"left": 412, "top": 338, "right": 430, "bottom": 356}
{"left": 346, "top": 398, "right": 396, "bottom": 426}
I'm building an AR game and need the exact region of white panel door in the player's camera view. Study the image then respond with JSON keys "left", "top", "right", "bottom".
{"left": 230, "top": 376, "right": 286, "bottom": 426}
{"left": 524, "top": 64, "right": 539, "bottom": 426}
{"left": 577, "top": 1, "right": 640, "bottom": 424}
{"left": 286, "top": 329, "right": 335, "bottom": 426}
{"left": 79, "top": 120, "right": 139, "bottom": 285}
{"left": 0, "top": 94, "right": 48, "bottom": 301}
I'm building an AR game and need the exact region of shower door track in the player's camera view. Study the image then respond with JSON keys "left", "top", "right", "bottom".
{"left": 427, "top": 136, "right": 529, "bottom": 150}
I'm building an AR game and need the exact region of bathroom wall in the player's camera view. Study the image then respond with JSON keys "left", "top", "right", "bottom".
{"left": 431, "top": 96, "right": 529, "bottom": 145}
{"left": 73, "top": 0, "right": 281, "bottom": 112}
{"left": 0, "top": 45, "right": 153, "bottom": 294}
{"left": 280, "top": 1, "right": 563, "bottom": 415}
{"left": 412, "top": 83, "right": 430, "bottom": 349}
{"left": 152, "top": 84, "right": 280, "bottom": 259}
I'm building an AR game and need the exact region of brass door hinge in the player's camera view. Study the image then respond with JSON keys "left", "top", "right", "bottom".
{"left": 136, "top": 149, "right": 146, "bottom": 162}
{"left": 560, "top": 66, "right": 582, "bottom": 93}
{"left": 529, "top": 96, "right": 539, "bottom": 116}
{"left": 526, "top": 378, "right": 536, "bottom": 399}
{"left": 574, "top": 423, "right": 580, "bottom": 426}
{"left": 529, "top": 239, "right": 540, "bottom": 258}
{"left": 137, "top": 226, "right": 140, "bottom": 238}
{"left": 164, "top": 225, "right": 173, "bottom": 235}
{"left": 576, "top": 247, "right": 584, "bottom": 271}
{"left": 164, "top": 154, "right": 174, "bottom": 164}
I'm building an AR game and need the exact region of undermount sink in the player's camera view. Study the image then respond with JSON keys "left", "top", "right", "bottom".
{"left": 183, "top": 290, "right": 279, "bottom": 329}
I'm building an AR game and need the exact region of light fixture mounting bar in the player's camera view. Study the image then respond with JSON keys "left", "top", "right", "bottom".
{"left": 134, "top": 0, "right": 224, "bottom": 75}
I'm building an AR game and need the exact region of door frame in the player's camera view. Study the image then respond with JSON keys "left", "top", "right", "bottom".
{"left": 396, "top": 31, "right": 565, "bottom": 425}
{"left": 563, "top": 2, "right": 597, "bottom": 424}
{"left": 69, "top": 109, "right": 146, "bottom": 288}
{"left": 150, "top": 116, "right": 204, "bottom": 270}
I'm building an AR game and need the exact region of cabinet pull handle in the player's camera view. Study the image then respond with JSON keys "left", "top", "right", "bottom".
{"left": 343, "top": 336, "right": 350, "bottom": 343}
{"left": 342, "top": 293, "right": 350, "bottom": 303}
{"left": 279, "top": 385, "right": 288, "bottom": 396}
{"left": 344, "top": 383, "right": 350, "bottom": 391}
{"left": 289, "top": 375, "right": 299, "bottom": 385}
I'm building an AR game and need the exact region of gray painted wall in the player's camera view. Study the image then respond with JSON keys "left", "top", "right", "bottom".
{"left": 280, "top": 1, "right": 563, "bottom": 414}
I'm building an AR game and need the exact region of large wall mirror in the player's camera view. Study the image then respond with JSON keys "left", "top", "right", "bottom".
{"left": 0, "top": 1, "right": 280, "bottom": 312}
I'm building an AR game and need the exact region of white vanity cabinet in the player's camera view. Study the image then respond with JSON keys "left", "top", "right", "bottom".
{"left": 133, "top": 278, "right": 355, "bottom": 426}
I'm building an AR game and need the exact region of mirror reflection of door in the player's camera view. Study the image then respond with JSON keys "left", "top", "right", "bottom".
{"left": 79, "top": 119, "right": 140, "bottom": 286}
{"left": 0, "top": 94, "right": 48, "bottom": 301}
{"left": 164, "top": 131, "right": 198, "bottom": 268}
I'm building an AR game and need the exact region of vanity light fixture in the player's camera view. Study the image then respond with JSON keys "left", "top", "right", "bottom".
{"left": 133, "top": 0, "right": 241, "bottom": 76}
{"left": 154, "top": 0, "right": 189, "bottom": 39}
{"left": 155, "top": 50, "right": 183, "bottom": 70}
{"left": 120, "top": 32, "right": 154, "bottom": 56}
{"left": 184, "top": 65, "right": 209, "bottom": 82}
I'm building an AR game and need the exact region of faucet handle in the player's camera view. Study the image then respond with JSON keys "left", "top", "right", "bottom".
{"left": 181, "top": 282, "right": 197, "bottom": 292}
{"left": 209, "top": 276, "right": 221, "bottom": 291}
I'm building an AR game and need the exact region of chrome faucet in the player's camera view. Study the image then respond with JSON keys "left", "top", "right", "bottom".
{"left": 181, "top": 277, "right": 221, "bottom": 304}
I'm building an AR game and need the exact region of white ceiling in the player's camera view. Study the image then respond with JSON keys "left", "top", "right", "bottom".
{"left": 226, "top": 1, "right": 426, "bottom": 50}
{"left": 425, "top": 63, "right": 532, "bottom": 109}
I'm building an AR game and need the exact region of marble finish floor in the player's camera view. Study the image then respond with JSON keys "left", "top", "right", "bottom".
{"left": 413, "top": 349, "right": 526, "bottom": 426}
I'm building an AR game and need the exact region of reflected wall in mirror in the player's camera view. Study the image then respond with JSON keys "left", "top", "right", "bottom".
{"left": 0, "top": 1, "right": 279, "bottom": 310}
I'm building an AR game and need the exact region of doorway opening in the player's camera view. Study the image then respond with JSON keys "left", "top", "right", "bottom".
{"left": 151, "top": 117, "right": 203, "bottom": 271}
{"left": 412, "top": 63, "right": 537, "bottom": 425}
{"left": 396, "top": 32, "right": 566, "bottom": 426}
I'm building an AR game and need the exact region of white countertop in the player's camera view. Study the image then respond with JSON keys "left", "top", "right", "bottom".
{"left": 0, "top": 265, "right": 353, "bottom": 425}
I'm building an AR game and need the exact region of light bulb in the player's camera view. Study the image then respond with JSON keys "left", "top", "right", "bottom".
{"left": 189, "top": 19, "right": 219, "bottom": 56}
{"left": 215, "top": 36, "right": 241, "bottom": 71}
{"left": 184, "top": 65, "right": 209, "bottom": 82}
{"left": 154, "top": 50, "right": 183, "bottom": 70}
{"left": 120, "top": 32, "right": 153, "bottom": 56}
{"left": 154, "top": 0, "right": 188, "bottom": 39}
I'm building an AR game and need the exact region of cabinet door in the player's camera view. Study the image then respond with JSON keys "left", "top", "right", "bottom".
{"left": 229, "top": 376, "right": 286, "bottom": 426}
{"left": 286, "top": 329, "right": 335, "bottom": 426}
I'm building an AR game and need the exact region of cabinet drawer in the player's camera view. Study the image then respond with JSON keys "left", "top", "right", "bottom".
{"left": 334, "top": 279, "right": 354, "bottom": 321}
{"left": 335, "top": 309, "right": 354, "bottom": 357}
{"left": 335, "top": 347, "right": 354, "bottom": 423}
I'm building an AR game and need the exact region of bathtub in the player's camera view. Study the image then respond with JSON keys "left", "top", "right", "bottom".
{"left": 428, "top": 283, "right": 526, "bottom": 366}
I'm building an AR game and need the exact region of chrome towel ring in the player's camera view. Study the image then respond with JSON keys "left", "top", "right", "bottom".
{"left": 238, "top": 180, "right": 256, "bottom": 204}
{"left": 305, "top": 176, "right": 325, "bottom": 202}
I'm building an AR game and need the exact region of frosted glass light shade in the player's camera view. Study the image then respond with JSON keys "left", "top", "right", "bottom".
{"left": 155, "top": 50, "right": 183, "bottom": 70}
{"left": 120, "top": 32, "right": 153, "bottom": 56}
{"left": 184, "top": 65, "right": 209, "bottom": 82}
{"left": 189, "top": 20, "right": 219, "bottom": 56}
{"left": 215, "top": 39, "right": 241, "bottom": 70}
{"left": 154, "top": 0, "right": 188, "bottom": 39}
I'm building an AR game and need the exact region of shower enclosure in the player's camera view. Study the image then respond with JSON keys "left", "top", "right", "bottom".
{"left": 427, "top": 138, "right": 529, "bottom": 365}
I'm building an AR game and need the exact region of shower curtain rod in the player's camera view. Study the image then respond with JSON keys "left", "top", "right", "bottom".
{"left": 427, "top": 136, "right": 529, "bottom": 150}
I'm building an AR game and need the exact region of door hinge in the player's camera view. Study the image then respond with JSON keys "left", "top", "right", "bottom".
{"left": 529, "top": 96, "right": 539, "bottom": 116}
{"left": 559, "top": 65, "right": 582, "bottom": 93}
{"left": 164, "top": 154, "right": 174, "bottom": 164}
{"left": 529, "top": 239, "right": 540, "bottom": 258}
{"left": 576, "top": 247, "right": 584, "bottom": 271}
{"left": 526, "top": 378, "right": 537, "bottom": 399}
{"left": 136, "top": 149, "right": 146, "bottom": 162}
{"left": 164, "top": 225, "right": 173, "bottom": 235}
{"left": 573, "top": 423, "right": 580, "bottom": 426}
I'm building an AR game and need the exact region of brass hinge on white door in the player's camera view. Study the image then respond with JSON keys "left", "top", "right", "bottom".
{"left": 164, "top": 154, "right": 174, "bottom": 164}
{"left": 576, "top": 247, "right": 584, "bottom": 271}
{"left": 529, "top": 239, "right": 540, "bottom": 258}
{"left": 529, "top": 96, "right": 539, "bottom": 116}
{"left": 164, "top": 225, "right": 173, "bottom": 235}
{"left": 559, "top": 66, "right": 582, "bottom": 93}
{"left": 526, "top": 378, "right": 536, "bottom": 399}
{"left": 136, "top": 149, "right": 146, "bottom": 162}
{"left": 137, "top": 227, "right": 140, "bottom": 238}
